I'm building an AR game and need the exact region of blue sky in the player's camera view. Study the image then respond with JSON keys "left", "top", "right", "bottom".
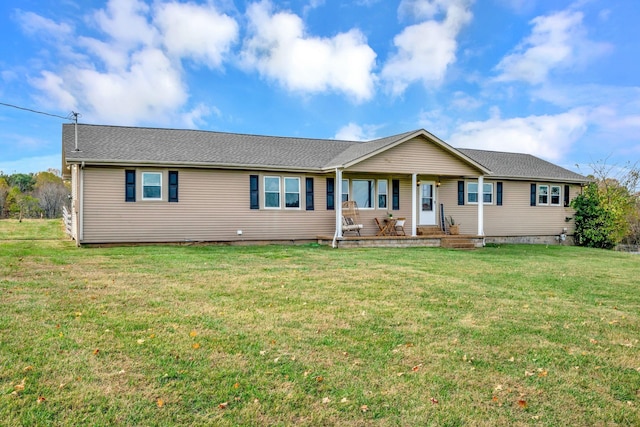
{"left": 1, "top": 0, "right": 639, "bottom": 176}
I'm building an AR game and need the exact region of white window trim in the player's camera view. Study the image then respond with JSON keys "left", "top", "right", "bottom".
{"left": 264, "top": 176, "right": 281, "bottom": 209}
{"left": 483, "top": 182, "right": 494, "bottom": 205}
{"left": 341, "top": 179, "right": 349, "bottom": 203}
{"left": 467, "top": 182, "right": 479, "bottom": 204}
{"left": 141, "top": 171, "right": 163, "bottom": 201}
{"left": 550, "top": 185, "right": 561, "bottom": 206}
{"left": 377, "top": 179, "right": 388, "bottom": 209}
{"left": 538, "top": 184, "right": 549, "bottom": 205}
{"left": 284, "top": 177, "right": 301, "bottom": 210}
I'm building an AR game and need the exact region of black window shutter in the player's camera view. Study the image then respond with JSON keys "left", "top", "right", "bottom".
{"left": 497, "top": 182, "right": 503, "bottom": 206}
{"left": 250, "top": 175, "right": 259, "bottom": 209}
{"left": 530, "top": 183, "right": 537, "bottom": 206}
{"left": 392, "top": 179, "right": 400, "bottom": 210}
{"left": 305, "top": 177, "right": 314, "bottom": 211}
{"left": 168, "top": 171, "right": 178, "bottom": 202}
{"left": 125, "top": 170, "right": 136, "bottom": 202}
{"left": 326, "top": 178, "right": 335, "bottom": 210}
{"left": 564, "top": 185, "right": 570, "bottom": 207}
{"left": 457, "top": 181, "right": 464, "bottom": 205}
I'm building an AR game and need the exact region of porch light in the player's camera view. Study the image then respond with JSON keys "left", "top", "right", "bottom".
{"left": 436, "top": 180, "right": 441, "bottom": 187}
{"left": 416, "top": 179, "right": 421, "bottom": 186}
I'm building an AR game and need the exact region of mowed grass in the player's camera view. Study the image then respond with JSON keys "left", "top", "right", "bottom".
{"left": 1, "top": 220, "right": 639, "bottom": 426}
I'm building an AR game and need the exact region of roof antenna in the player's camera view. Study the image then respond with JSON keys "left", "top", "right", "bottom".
{"left": 70, "top": 111, "right": 81, "bottom": 151}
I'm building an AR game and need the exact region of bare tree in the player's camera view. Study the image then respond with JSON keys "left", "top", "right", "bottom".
{"left": 34, "top": 180, "right": 69, "bottom": 219}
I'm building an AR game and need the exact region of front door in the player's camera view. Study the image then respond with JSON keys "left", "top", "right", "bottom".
{"left": 419, "top": 182, "right": 436, "bottom": 225}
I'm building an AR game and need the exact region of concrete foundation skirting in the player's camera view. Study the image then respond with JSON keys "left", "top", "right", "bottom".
{"left": 484, "top": 235, "right": 575, "bottom": 245}
{"left": 317, "top": 236, "right": 484, "bottom": 249}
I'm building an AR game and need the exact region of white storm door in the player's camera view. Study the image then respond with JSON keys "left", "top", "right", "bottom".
{"left": 419, "top": 182, "right": 436, "bottom": 225}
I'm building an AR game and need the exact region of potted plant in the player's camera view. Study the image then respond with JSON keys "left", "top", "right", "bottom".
{"left": 447, "top": 216, "right": 460, "bottom": 235}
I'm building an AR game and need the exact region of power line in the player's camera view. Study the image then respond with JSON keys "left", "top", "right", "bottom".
{"left": 0, "top": 101, "right": 76, "bottom": 121}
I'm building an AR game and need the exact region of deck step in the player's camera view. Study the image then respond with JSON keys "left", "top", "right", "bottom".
{"left": 417, "top": 226, "right": 443, "bottom": 236}
{"left": 441, "top": 238, "right": 476, "bottom": 250}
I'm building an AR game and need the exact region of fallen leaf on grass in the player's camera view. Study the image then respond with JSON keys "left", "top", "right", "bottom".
{"left": 525, "top": 370, "right": 535, "bottom": 377}
{"left": 412, "top": 364, "right": 422, "bottom": 372}
{"left": 219, "top": 402, "right": 228, "bottom": 409}
{"left": 360, "top": 405, "right": 369, "bottom": 412}
{"left": 93, "top": 348, "right": 100, "bottom": 355}
{"left": 23, "top": 366, "right": 33, "bottom": 372}
{"left": 517, "top": 400, "right": 527, "bottom": 409}
{"left": 341, "top": 397, "right": 348, "bottom": 403}
{"left": 492, "top": 396, "right": 499, "bottom": 403}
{"left": 430, "top": 397, "right": 439, "bottom": 404}
{"left": 157, "top": 398, "right": 164, "bottom": 408}
{"left": 137, "top": 339, "right": 145, "bottom": 344}
{"left": 589, "top": 338, "right": 598, "bottom": 345}
{"left": 192, "top": 343, "right": 200, "bottom": 349}
{"left": 322, "top": 397, "right": 331, "bottom": 404}
{"left": 37, "top": 396, "right": 46, "bottom": 404}
{"left": 14, "top": 379, "right": 26, "bottom": 392}
{"left": 189, "top": 330, "right": 198, "bottom": 337}
{"left": 537, "top": 369, "right": 548, "bottom": 377}
{"left": 233, "top": 382, "right": 240, "bottom": 389}
{"left": 316, "top": 376, "right": 324, "bottom": 382}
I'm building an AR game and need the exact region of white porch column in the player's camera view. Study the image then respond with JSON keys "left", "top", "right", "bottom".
{"left": 411, "top": 173, "right": 418, "bottom": 236}
{"left": 477, "top": 175, "right": 485, "bottom": 237}
{"left": 335, "top": 168, "right": 343, "bottom": 238}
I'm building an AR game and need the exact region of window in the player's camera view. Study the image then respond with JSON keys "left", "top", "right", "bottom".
{"left": 284, "top": 177, "right": 300, "bottom": 208}
{"left": 264, "top": 176, "right": 280, "bottom": 208}
{"left": 483, "top": 182, "right": 493, "bottom": 204}
{"left": 341, "top": 179, "right": 349, "bottom": 202}
{"left": 142, "top": 172, "right": 162, "bottom": 200}
{"left": 125, "top": 170, "right": 136, "bottom": 202}
{"left": 352, "top": 179, "right": 374, "bottom": 208}
{"left": 467, "top": 182, "right": 478, "bottom": 203}
{"left": 538, "top": 185, "right": 549, "bottom": 205}
{"left": 550, "top": 185, "right": 561, "bottom": 205}
{"left": 496, "top": 182, "right": 503, "bottom": 206}
{"left": 377, "top": 180, "right": 388, "bottom": 209}
{"left": 168, "top": 171, "right": 178, "bottom": 203}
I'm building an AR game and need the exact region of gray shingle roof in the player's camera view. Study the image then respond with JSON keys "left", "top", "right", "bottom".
{"left": 459, "top": 148, "right": 587, "bottom": 182}
{"left": 63, "top": 124, "right": 587, "bottom": 182}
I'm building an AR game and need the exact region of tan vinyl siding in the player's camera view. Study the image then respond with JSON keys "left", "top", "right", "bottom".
{"left": 81, "top": 167, "right": 336, "bottom": 243}
{"left": 440, "top": 179, "right": 580, "bottom": 237}
{"left": 347, "top": 136, "right": 481, "bottom": 176}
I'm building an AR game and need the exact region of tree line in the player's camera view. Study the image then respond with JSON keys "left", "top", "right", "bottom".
{"left": 0, "top": 169, "right": 70, "bottom": 220}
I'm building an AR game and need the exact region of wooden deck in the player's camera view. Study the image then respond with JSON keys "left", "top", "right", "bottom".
{"left": 317, "top": 234, "right": 484, "bottom": 249}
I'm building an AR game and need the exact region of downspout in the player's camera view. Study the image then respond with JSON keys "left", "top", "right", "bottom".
{"left": 332, "top": 168, "right": 343, "bottom": 248}
{"left": 411, "top": 173, "right": 417, "bottom": 236}
{"left": 477, "top": 175, "right": 485, "bottom": 244}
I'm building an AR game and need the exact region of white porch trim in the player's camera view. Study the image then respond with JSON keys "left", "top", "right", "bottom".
{"left": 477, "top": 175, "right": 485, "bottom": 237}
{"left": 411, "top": 173, "right": 417, "bottom": 236}
{"left": 332, "top": 168, "right": 343, "bottom": 248}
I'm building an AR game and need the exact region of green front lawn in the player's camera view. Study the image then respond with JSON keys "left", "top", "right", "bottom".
{"left": 1, "top": 219, "right": 638, "bottom": 425}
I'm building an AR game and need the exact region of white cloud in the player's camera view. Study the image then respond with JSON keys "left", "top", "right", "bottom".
{"left": 495, "top": 9, "right": 610, "bottom": 84}
{"left": 449, "top": 108, "right": 588, "bottom": 161}
{"left": 15, "top": 10, "right": 73, "bottom": 39}
{"left": 92, "top": 0, "right": 157, "bottom": 47}
{"left": 334, "top": 123, "right": 382, "bottom": 141}
{"left": 240, "top": 0, "right": 377, "bottom": 102}
{"left": 75, "top": 48, "right": 187, "bottom": 125}
{"left": 382, "top": 0, "right": 473, "bottom": 95}
{"left": 18, "top": 0, "right": 243, "bottom": 127}
{"left": 154, "top": 2, "right": 238, "bottom": 67}
{"left": 30, "top": 71, "right": 77, "bottom": 111}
